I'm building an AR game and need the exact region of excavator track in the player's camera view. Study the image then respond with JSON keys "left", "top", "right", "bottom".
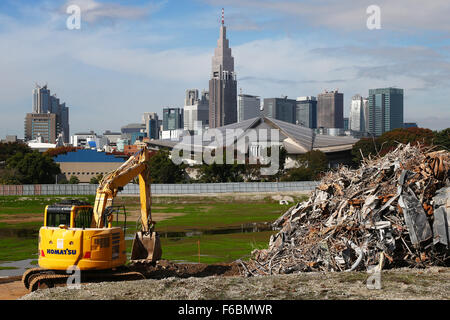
{"left": 22, "top": 268, "right": 49, "bottom": 290}
{"left": 24, "top": 269, "right": 146, "bottom": 292}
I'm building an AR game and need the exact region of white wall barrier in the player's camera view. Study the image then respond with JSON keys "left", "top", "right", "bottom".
{"left": 0, "top": 181, "right": 319, "bottom": 196}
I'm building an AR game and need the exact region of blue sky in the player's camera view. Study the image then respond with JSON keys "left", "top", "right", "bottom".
{"left": 1, "top": 0, "right": 449, "bottom": 138}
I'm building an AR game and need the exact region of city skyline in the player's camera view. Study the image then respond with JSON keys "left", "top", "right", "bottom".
{"left": 1, "top": 0, "right": 450, "bottom": 138}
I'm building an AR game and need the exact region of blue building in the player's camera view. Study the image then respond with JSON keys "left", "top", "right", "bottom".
{"left": 54, "top": 149, "right": 125, "bottom": 183}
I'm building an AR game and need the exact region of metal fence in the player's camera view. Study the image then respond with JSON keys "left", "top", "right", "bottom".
{"left": 0, "top": 181, "right": 319, "bottom": 196}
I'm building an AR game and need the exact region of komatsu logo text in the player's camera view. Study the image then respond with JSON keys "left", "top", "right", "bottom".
{"left": 47, "top": 249, "right": 77, "bottom": 255}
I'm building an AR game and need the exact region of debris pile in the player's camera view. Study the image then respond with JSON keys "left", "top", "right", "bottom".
{"left": 241, "top": 144, "right": 449, "bottom": 276}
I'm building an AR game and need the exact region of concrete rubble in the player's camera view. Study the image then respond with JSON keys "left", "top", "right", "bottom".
{"left": 240, "top": 144, "right": 450, "bottom": 276}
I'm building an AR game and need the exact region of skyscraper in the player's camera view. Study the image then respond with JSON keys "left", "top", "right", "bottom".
{"left": 349, "top": 94, "right": 369, "bottom": 133}
{"left": 26, "top": 84, "right": 70, "bottom": 143}
{"left": 263, "top": 97, "right": 296, "bottom": 124}
{"left": 32, "top": 84, "right": 50, "bottom": 114}
{"left": 238, "top": 94, "right": 260, "bottom": 123}
{"left": 209, "top": 9, "right": 237, "bottom": 128}
{"left": 50, "top": 95, "right": 70, "bottom": 143}
{"left": 317, "top": 90, "right": 344, "bottom": 129}
{"left": 184, "top": 89, "right": 209, "bottom": 131}
{"left": 163, "top": 107, "right": 184, "bottom": 131}
{"left": 296, "top": 96, "right": 317, "bottom": 128}
{"left": 143, "top": 112, "right": 159, "bottom": 139}
{"left": 368, "top": 87, "right": 404, "bottom": 136}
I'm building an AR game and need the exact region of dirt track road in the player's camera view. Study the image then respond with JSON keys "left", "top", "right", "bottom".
{"left": 0, "top": 277, "right": 28, "bottom": 300}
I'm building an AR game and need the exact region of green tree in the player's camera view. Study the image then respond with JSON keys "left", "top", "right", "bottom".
{"left": 147, "top": 150, "right": 186, "bottom": 183}
{"left": 198, "top": 161, "right": 246, "bottom": 183}
{"left": 300, "top": 150, "right": 329, "bottom": 177}
{"left": 198, "top": 148, "right": 247, "bottom": 183}
{"left": 0, "top": 142, "right": 31, "bottom": 166}
{"left": 90, "top": 174, "right": 104, "bottom": 184}
{"left": 377, "top": 127, "right": 434, "bottom": 155}
{"left": 44, "top": 146, "right": 78, "bottom": 158}
{"left": 281, "top": 150, "right": 329, "bottom": 181}
{"left": 433, "top": 128, "right": 450, "bottom": 151}
{"left": 0, "top": 167, "right": 24, "bottom": 184}
{"left": 6, "top": 151, "right": 60, "bottom": 184}
{"left": 257, "top": 145, "right": 288, "bottom": 181}
{"left": 351, "top": 137, "right": 380, "bottom": 165}
{"left": 281, "top": 167, "right": 314, "bottom": 181}
{"left": 351, "top": 127, "right": 447, "bottom": 167}
{"left": 69, "top": 176, "right": 80, "bottom": 184}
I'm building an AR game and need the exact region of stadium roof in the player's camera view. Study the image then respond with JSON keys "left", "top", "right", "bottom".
{"left": 147, "top": 116, "right": 358, "bottom": 155}
{"left": 54, "top": 149, "right": 125, "bottom": 163}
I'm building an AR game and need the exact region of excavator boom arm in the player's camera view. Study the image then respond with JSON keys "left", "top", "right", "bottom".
{"left": 93, "top": 147, "right": 152, "bottom": 231}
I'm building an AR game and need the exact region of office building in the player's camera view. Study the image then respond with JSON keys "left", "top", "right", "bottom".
{"left": 27, "top": 84, "right": 70, "bottom": 143}
{"left": 103, "top": 130, "right": 122, "bottom": 144}
{"left": 296, "top": 96, "right": 317, "bottom": 128}
{"left": 343, "top": 117, "right": 349, "bottom": 131}
{"left": 349, "top": 95, "right": 369, "bottom": 133}
{"left": 49, "top": 95, "right": 70, "bottom": 143}
{"left": 121, "top": 123, "right": 147, "bottom": 145}
{"left": 143, "top": 112, "right": 160, "bottom": 139}
{"left": 209, "top": 9, "right": 237, "bottom": 128}
{"left": 317, "top": 90, "right": 344, "bottom": 129}
{"left": 368, "top": 87, "right": 404, "bottom": 136}
{"left": 163, "top": 107, "right": 184, "bottom": 131}
{"left": 238, "top": 94, "right": 260, "bottom": 123}
{"left": 263, "top": 97, "right": 296, "bottom": 124}
{"left": 184, "top": 89, "right": 209, "bottom": 131}
{"left": 24, "top": 113, "right": 57, "bottom": 143}
{"left": 32, "top": 84, "right": 51, "bottom": 114}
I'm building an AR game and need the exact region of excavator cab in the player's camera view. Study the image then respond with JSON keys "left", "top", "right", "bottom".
{"left": 38, "top": 201, "right": 127, "bottom": 271}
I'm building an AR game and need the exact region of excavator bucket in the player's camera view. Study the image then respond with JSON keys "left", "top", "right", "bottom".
{"left": 130, "top": 231, "right": 162, "bottom": 262}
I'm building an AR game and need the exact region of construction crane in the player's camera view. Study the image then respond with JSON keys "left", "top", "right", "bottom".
{"left": 22, "top": 146, "right": 162, "bottom": 292}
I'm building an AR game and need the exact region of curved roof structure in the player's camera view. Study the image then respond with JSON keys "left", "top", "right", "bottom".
{"left": 148, "top": 116, "right": 358, "bottom": 155}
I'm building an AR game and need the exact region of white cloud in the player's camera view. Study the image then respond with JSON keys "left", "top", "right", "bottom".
{"left": 62, "top": 0, "right": 162, "bottom": 23}
{"left": 204, "top": 0, "right": 450, "bottom": 32}
{"left": 1, "top": 1, "right": 449, "bottom": 139}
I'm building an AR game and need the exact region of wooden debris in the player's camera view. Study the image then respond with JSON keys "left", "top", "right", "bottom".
{"left": 241, "top": 144, "right": 450, "bottom": 276}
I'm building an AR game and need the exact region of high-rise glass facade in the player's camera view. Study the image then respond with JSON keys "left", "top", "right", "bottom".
{"left": 368, "top": 88, "right": 404, "bottom": 136}
{"left": 296, "top": 96, "right": 317, "bottom": 128}
{"left": 263, "top": 97, "right": 296, "bottom": 124}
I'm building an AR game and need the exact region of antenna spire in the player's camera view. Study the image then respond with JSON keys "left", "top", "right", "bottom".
{"left": 221, "top": 8, "right": 224, "bottom": 25}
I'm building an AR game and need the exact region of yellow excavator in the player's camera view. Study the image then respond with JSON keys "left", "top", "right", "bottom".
{"left": 22, "top": 146, "right": 162, "bottom": 291}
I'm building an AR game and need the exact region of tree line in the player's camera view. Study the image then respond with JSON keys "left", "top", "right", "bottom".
{"left": 1, "top": 127, "right": 448, "bottom": 185}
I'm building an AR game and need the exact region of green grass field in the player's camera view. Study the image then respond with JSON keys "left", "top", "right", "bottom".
{"left": 0, "top": 194, "right": 307, "bottom": 265}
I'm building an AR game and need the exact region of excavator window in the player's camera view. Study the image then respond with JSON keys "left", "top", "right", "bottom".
{"left": 46, "top": 207, "right": 71, "bottom": 227}
{"left": 74, "top": 207, "right": 93, "bottom": 229}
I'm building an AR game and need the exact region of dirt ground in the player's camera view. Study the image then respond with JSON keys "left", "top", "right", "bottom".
{"left": 4, "top": 261, "right": 449, "bottom": 300}
{"left": 0, "top": 276, "right": 28, "bottom": 300}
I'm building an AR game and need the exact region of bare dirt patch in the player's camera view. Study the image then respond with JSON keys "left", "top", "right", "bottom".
{"left": 0, "top": 214, "right": 42, "bottom": 224}
{"left": 0, "top": 277, "right": 28, "bottom": 300}
{"left": 125, "top": 209, "right": 186, "bottom": 223}
{"left": 19, "top": 266, "right": 450, "bottom": 300}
